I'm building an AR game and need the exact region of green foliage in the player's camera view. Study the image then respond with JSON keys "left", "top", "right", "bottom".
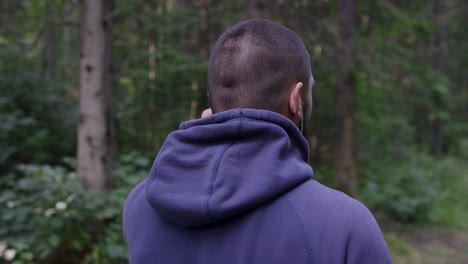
{"left": 0, "top": 0, "right": 76, "bottom": 171}
{"left": 360, "top": 150, "right": 467, "bottom": 225}
{"left": 430, "top": 158, "right": 468, "bottom": 228}
{"left": 360, "top": 151, "right": 437, "bottom": 223}
{"left": 0, "top": 153, "right": 149, "bottom": 263}
{"left": 0, "top": 80, "right": 76, "bottom": 170}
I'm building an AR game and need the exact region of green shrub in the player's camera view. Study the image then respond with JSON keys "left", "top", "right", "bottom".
{"left": 428, "top": 157, "right": 468, "bottom": 228}
{"left": 0, "top": 152, "right": 149, "bottom": 263}
{"left": 360, "top": 149, "right": 467, "bottom": 224}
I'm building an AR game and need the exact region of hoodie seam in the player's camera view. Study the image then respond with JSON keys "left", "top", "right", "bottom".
{"left": 206, "top": 112, "right": 244, "bottom": 221}
{"left": 183, "top": 111, "right": 308, "bottom": 161}
{"left": 285, "top": 194, "right": 316, "bottom": 263}
{"left": 226, "top": 115, "right": 309, "bottom": 161}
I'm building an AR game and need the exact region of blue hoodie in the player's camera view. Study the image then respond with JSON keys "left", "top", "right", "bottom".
{"left": 123, "top": 109, "right": 392, "bottom": 264}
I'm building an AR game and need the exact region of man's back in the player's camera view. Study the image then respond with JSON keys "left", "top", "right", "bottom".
{"left": 123, "top": 109, "right": 392, "bottom": 263}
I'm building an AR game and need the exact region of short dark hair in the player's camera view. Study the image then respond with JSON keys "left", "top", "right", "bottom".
{"left": 208, "top": 19, "right": 311, "bottom": 113}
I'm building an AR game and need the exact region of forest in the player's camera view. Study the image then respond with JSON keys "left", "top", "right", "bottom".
{"left": 0, "top": 0, "right": 467, "bottom": 263}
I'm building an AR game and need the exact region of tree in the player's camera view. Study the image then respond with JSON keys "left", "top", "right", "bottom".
{"left": 334, "top": 0, "right": 357, "bottom": 196}
{"left": 189, "top": 0, "right": 210, "bottom": 120}
{"left": 431, "top": 0, "right": 445, "bottom": 157}
{"left": 77, "top": 0, "right": 114, "bottom": 192}
{"left": 42, "top": 1, "right": 56, "bottom": 81}
{"left": 63, "top": 0, "right": 76, "bottom": 95}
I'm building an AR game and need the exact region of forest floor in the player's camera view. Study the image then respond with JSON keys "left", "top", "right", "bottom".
{"left": 385, "top": 227, "right": 468, "bottom": 264}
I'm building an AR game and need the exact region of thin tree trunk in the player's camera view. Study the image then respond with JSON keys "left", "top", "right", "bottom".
{"left": 414, "top": 106, "right": 427, "bottom": 148}
{"left": 197, "top": 0, "right": 211, "bottom": 114}
{"left": 334, "top": 0, "right": 357, "bottom": 197}
{"left": 148, "top": 41, "right": 156, "bottom": 85}
{"left": 199, "top": 0, "right": 209, "bottom": 58}
{"left": 63, "top": 0, "right": 74, "bottom": 94}
{"left": 147, "top": 2, "right": 161, "bottom": 148}
{"left": 147, "top": 0, "right": 158, "bottom": 89}
{"left": 186, "top": 0, "right": 209, "bottom": 119}
{"left": 432, "top": 0, "right": 444, "bottom": 157}
{"left": 189, "top": 80, "right": 199, "bottom": 120}
{"left": 78, "top": 0, "right": 114, "bottom": 192}
{"left": 43, "top": 2, "right": 56, "bottom": 81}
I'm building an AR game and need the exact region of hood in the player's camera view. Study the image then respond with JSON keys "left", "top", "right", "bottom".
{"left": 145, "top": 109, "right": 313, "bottom": 226}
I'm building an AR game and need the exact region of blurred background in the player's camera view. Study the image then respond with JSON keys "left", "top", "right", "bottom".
{"left": 0, "top": 0, "right": 467, "bottom": 263}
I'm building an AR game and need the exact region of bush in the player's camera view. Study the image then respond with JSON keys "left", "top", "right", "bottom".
{"left": 360, "top": 149, "right": 467, "bottom": 224}
{"left": 0, "top": 152, "right": 149, "bottom": 263}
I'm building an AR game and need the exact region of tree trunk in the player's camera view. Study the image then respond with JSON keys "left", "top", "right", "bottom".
{"left": 190, "top": 0, "right": 210, "bottom": 119}
{"left": 414, "top": 106, "right": 428, "bottom": 148}
{"left": 189, "top": 80, "right": 199, "bottom": 120}
{"left": 198, "top": 0, "right": 210, "bottom": 59}
{"left": 63, "top": 0, "right": 74, "bottom": 94}
{"left": 78, "top": 0, "right": 114, "bottom": 192}
{"left": 431, "top": 0, "right": 444, "bottom": 157}
{"left": 201, "top": 0, "right": 210, "bottom": 111}
{"left": 334, "top": 0, "right": 357, "bottom": 197}
{"left": 43, "top": 2, "right": 56, "bottom": 81}
{"left": 148, "top": 41, "right": 156, "bottom": 84}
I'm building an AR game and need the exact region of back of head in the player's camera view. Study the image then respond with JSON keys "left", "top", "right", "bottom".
{"left": 208, "top": 19, "right": 311, "bottom": 114}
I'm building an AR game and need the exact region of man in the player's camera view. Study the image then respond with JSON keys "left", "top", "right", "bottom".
{"left": 123, "top": 19, "right": 392, "bottom": 264}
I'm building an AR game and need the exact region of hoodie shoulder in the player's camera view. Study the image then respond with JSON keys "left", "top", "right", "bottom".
{"left": 286, "top": 180, "right": 392, "bottom": 264}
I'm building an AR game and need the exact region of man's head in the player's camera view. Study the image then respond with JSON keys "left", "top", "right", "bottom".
{"left": 207, "top": 19, "right": 314, "bottom": 136}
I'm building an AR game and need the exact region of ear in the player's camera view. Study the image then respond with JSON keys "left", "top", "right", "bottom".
{"left": 288, "top": 82, "right": 303, "bottom": 118}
